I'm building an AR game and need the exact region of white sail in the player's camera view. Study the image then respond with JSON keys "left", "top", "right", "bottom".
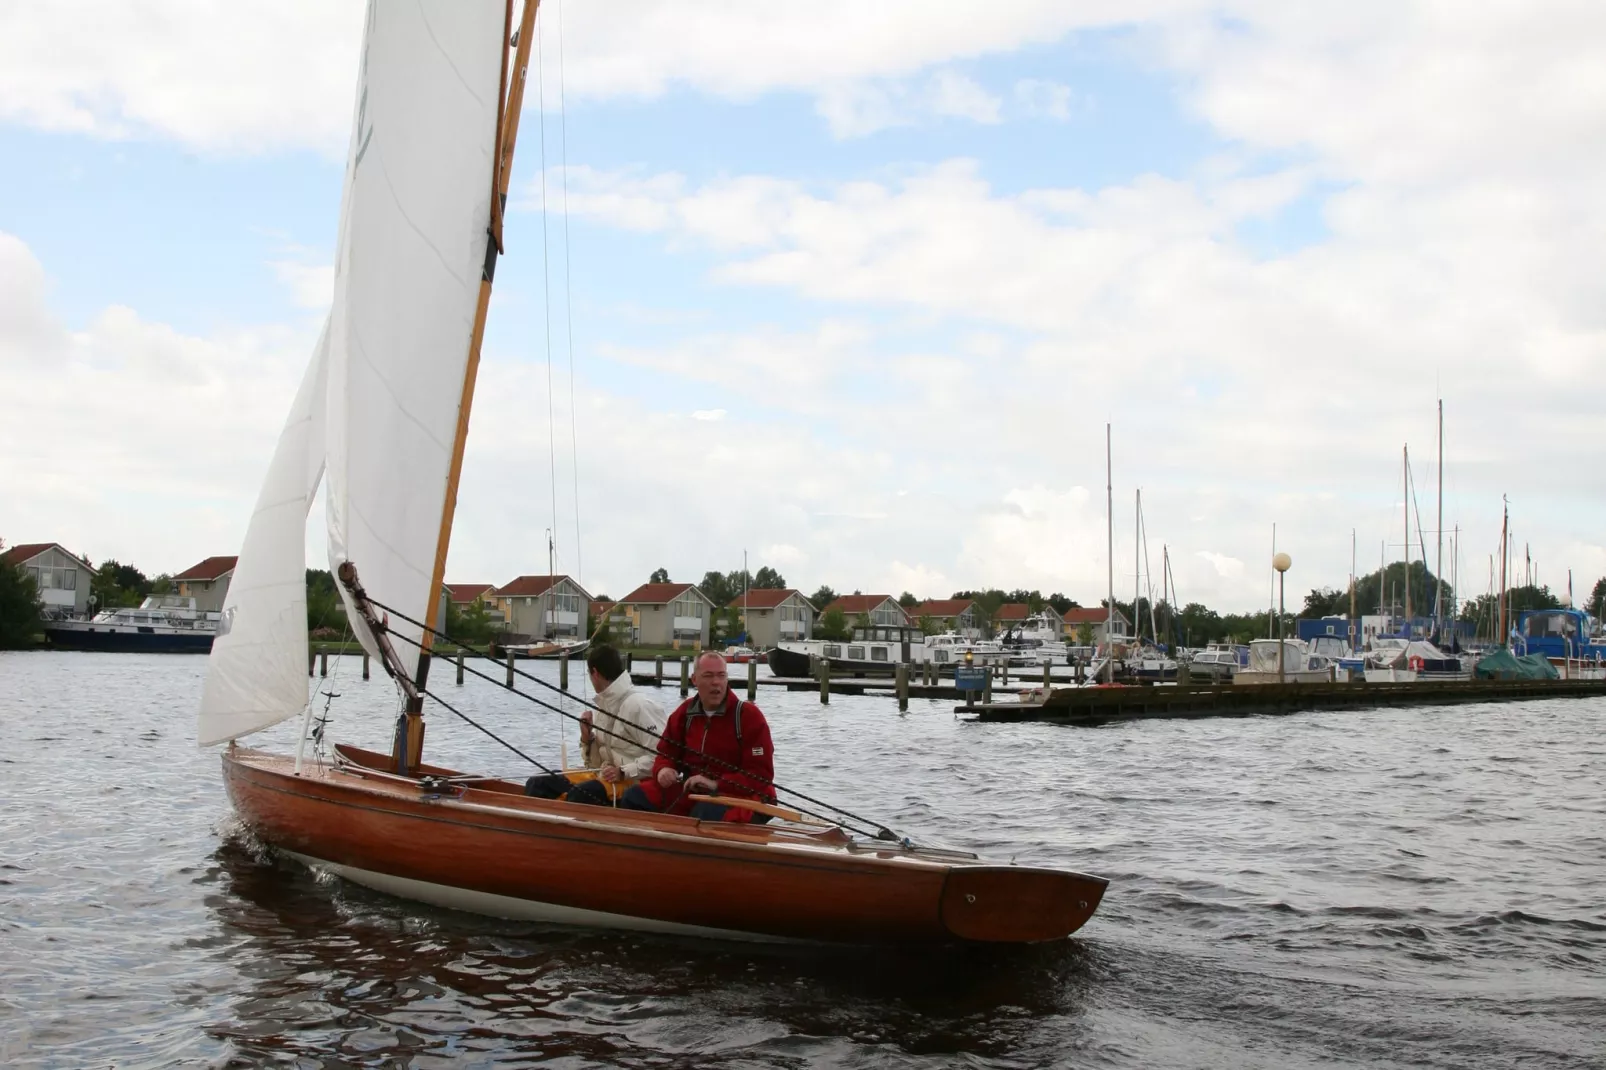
{"left": 324, "top": 2, "right": 506, "bottom": 680}
{"left": 197, "top": 326, "right": 329, "bottom": 746}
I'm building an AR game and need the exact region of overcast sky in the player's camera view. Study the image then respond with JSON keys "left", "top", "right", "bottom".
{"left": 3, "top": 1, "right": 1603, "bottom": 611}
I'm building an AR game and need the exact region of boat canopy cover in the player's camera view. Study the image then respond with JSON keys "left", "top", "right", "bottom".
{"left": 1473, "top": 648, "right": 1560, "bottom": 681}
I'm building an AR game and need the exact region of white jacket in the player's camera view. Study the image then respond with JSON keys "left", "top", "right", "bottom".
{"left": 581, "top": 674, "right": 665, "bottom": 779}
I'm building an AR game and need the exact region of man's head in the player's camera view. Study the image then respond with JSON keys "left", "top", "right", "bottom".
{"left": 693, "top": 649, "right": 729, "bottom": 709}
{"left": 586, "top": 644, "right": 625, "bottom": 692}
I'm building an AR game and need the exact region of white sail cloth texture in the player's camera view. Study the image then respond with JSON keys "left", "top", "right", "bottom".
{"left": 324, "top": 1, "right": 504, "bottom": 682}
{"left": 197, "top": 328, "right": 329, "bottom": 745}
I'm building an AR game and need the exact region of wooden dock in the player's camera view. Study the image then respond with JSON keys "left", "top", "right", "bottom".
{"left": 957, "top": 678, "right": 1606, "bottom": 724}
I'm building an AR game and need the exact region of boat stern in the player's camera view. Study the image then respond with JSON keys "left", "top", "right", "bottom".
{"left": 938, "top": 866, "right": 1106, "bottom": 942}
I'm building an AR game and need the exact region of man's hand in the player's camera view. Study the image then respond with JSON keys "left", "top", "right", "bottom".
{"left": 684, "top": 774, "right": 717, "bottom": 794}
{"left": 656, "top": 767, "right": 680, "bottom": 790}
{"left": 599, "top": 764, "right": 621, "bottom": 783}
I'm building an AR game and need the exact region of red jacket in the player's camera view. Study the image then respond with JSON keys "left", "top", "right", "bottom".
{"left": 641, "top": 688, "right": 775, "bottom": 822}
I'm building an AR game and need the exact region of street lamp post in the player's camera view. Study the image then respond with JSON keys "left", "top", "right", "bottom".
{"left": 1273, "top": 552, "right": 1292, "bottom": 685}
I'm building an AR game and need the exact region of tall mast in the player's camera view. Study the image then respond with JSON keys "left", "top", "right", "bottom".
{"left": 1434, "top": 399, "right": 1444, "bottom": 635}
{"left": 1134, "top": 489, "right": 1141, "bottom": 645}
{"left": 1403, "top": 445, "right": 1412, "bottom": 629}
{"left": 1105, "top": 424, "right": 1114, "bottom": 682}
{"left": 1269, "top": 523, "right": 1276, "bottom": 639}
{"left": 1498, "top": 497, "right": 1509, "bottom": 645}
{"left": 400, "top": 0, "right": 541, "bottom": 770}
{"left": 1349, "top": 528, "right": 1357, "bottom": 651}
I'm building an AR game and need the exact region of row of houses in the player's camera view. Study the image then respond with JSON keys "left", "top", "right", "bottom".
{"left": 0, "top": 543, "right": 238, "bottom": 617}
{"left": 4, "top": 540, "right": 1132, "bottom": 649}
{"left": 447, "top": 581, "right": 1132, "bottom": 649}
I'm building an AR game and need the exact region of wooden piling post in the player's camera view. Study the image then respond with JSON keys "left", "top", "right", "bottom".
{"left": 456, "top": 650, "right": 465, "bottom": 685}
{"left": 362, "top": 653, "right": 370, "bottom": 680}
{"left": 506, "top": 648, "right": 515, "bottom": 687}
{"left": 896, "top": 662, "right": 909, "bottom": 712}
{"left": 308, "top": 648, "right": 316, "bottom": 677}
{"left": 983, "top": 668, "right": 993, "bottom": 704}
{"left": 747, "top": 658, "right": 758, "bottom": 701}
{"left": 1043, "top": 660, "right": 1051, "bottom": 688}
{"left": 819, "top": 659, "right": 831, "bottom": 704}
{"left": 623, "top": 651, "right": 632, "bottom": 675}
{"left": 1002, "top": 661, "right": 1010, "bottom": 686}
{"left": 319, "top": 651, "right": 328, "bottom": 677}
{"left": 655, "top": 656, "right": 664, "bottom": 686}
{"left": 559, "top": 656, "right": 569, "bottom": 692}
{"left": 680, "top": 656, "right": 690, "bottom": 698}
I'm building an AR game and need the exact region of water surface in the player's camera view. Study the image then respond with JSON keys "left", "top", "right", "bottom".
{"left": 1, "top": 651, "right": 1601, "bottom": 1067}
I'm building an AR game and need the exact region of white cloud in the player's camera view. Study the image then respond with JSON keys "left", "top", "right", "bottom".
{"left": 762, "top": 543, "right": 807, "bottom": 567}
{"left": 269, "top": 261, "right": 335, "bottom": 311}
{"left": 815, "top": 69, "right": 1003, "bottom": 138}
{"left": 690, "top": 408, "right": 726, "bottom": 421}
{"left": 1014, "top": 78, "right": 1078, "bottom": 120}
{"left": 0, "top": 232, "right": 312, "bottom": 573}
{"left": 1197, "top": 551, "right": 1245, "bottom": 580}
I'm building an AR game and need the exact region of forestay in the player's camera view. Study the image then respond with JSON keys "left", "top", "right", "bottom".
{"left": 323, "top": 2, "right": 505, "bottom": 681}
{"left": 197, "top": 328, "right": 329, "bottom": 745}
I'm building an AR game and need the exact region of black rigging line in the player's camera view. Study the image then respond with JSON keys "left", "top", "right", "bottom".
{"left": 368, "top": 597, "right": 902, "bottom": 841}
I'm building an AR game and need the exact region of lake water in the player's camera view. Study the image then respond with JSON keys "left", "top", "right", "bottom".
{"left": 1, "top": 650, "right": 1602, "bottom": 1068}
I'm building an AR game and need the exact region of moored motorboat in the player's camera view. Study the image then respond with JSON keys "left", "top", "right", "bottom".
{"left": 46, "top": 595, "right": 219, "bottom": 653}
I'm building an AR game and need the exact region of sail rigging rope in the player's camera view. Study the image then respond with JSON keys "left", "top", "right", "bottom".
{"left": 535, "top": 13, "right": 561, "bottom": 580}
{"left": 557, "top": 0, "right": 583, "bottom": 593}
{"left": 372, "top": 598, "right": 903, "bottom": 841}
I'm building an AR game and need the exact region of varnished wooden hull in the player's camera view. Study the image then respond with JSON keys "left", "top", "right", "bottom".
{"left": 222, "top": 745, "right": 1105, "bottom": 944}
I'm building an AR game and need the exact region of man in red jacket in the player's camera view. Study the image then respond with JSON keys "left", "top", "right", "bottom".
{"left": 619, "top": 649, "right": 776, "bottom": 823}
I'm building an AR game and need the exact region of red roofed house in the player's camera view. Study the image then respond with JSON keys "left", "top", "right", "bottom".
{"left": 617, "top": 581, "right": 714, "bottom": 648}
{"left": 728, "top": 589, "right": 816, "bottom": 648}
{"left": 1, "top": 542, "right": 94, "bottom": 618}
{"left": 444, "top": 583, "right": 506, "bottom": 628}
{"left": 909, "top": 598, "right": 981, "bottom": 637}
{"left": 1061, "top": 606, "right": 1130, "bottom": 642}
{"left": 493, "top": 575, "right": 592, "bottom": 640}
{"left": 821, "top": 594, "right": 907, "bottom": 630}
{"left": 174, "top": 555, "right": 238, "bottom": 613}
{"left": 994, "top": 603, "right": 1064, "bottom": 637}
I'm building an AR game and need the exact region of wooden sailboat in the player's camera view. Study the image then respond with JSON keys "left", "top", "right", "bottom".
{"left": 197, "top": 0, "right": 1105, "bottom": 945}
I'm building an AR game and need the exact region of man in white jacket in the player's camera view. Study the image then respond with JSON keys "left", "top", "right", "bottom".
{"left": 525, "top": 644, "right": 665, "bottom": 805}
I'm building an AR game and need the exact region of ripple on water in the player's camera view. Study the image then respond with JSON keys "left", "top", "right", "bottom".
{"left": 1, "top": 652, "right": 1604, "bottom": 1069}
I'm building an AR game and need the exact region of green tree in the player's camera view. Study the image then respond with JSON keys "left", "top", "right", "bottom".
{"left": 751, "top": 566, "right": 786, "bottom": 589}
{"left": 809, "top": 584, "right": 837, "bottom": 610}
{"left": 306, "top": 569, "right": 345, "bottom": 632}
{"left": 149, "top": 573, "right": 175, "bottom": 595}
{"left": 816, "top": 607, "right": 851, "bottom": 641}
{"left": 699, "top": 570, "right": 736, "bottom": 608}
{"left": 1046, "top": 592, "right": 1078, "bottom": 614}
{"left": 91, "top": 560, "right": 151, "bottom": 609}
{"left": 897, "top": 591, "right": 919, "bottom": 608}
{"left": 1075, "top": 622, "right": 1094, "bottom": 647}
{"left": 917, "top": 613, "right": 940, "bottom": 636}
{"left": 1587, "top": 576, "right": 1606, "bottom": 619}
{"left": 0, "top": 551, "right": 43, "bottom": 648}
{"left": 649, "top": 567, "right": 670, "bottom": 583}
{"left": 1299, "top": 586, "right": 1343, "bottom": 619}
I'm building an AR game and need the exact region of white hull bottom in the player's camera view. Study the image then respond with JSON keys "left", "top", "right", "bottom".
{"left": 1233, "top": 670, "right": 1333, "bottom": 685}
{"left": 283, "top": 850, "right": 798, "bottom": 943}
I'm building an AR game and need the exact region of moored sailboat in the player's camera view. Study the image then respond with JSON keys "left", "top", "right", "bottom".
{"left": 198, "top": 0, "right": 1105, "bottom": 946}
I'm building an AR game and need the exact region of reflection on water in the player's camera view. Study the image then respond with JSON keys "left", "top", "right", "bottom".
{"left": 202, "top": 832, "right": 1106, "bottom": 1067}
{"left": 2, "top": 651, "right": 1603, "bottom": 1068}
